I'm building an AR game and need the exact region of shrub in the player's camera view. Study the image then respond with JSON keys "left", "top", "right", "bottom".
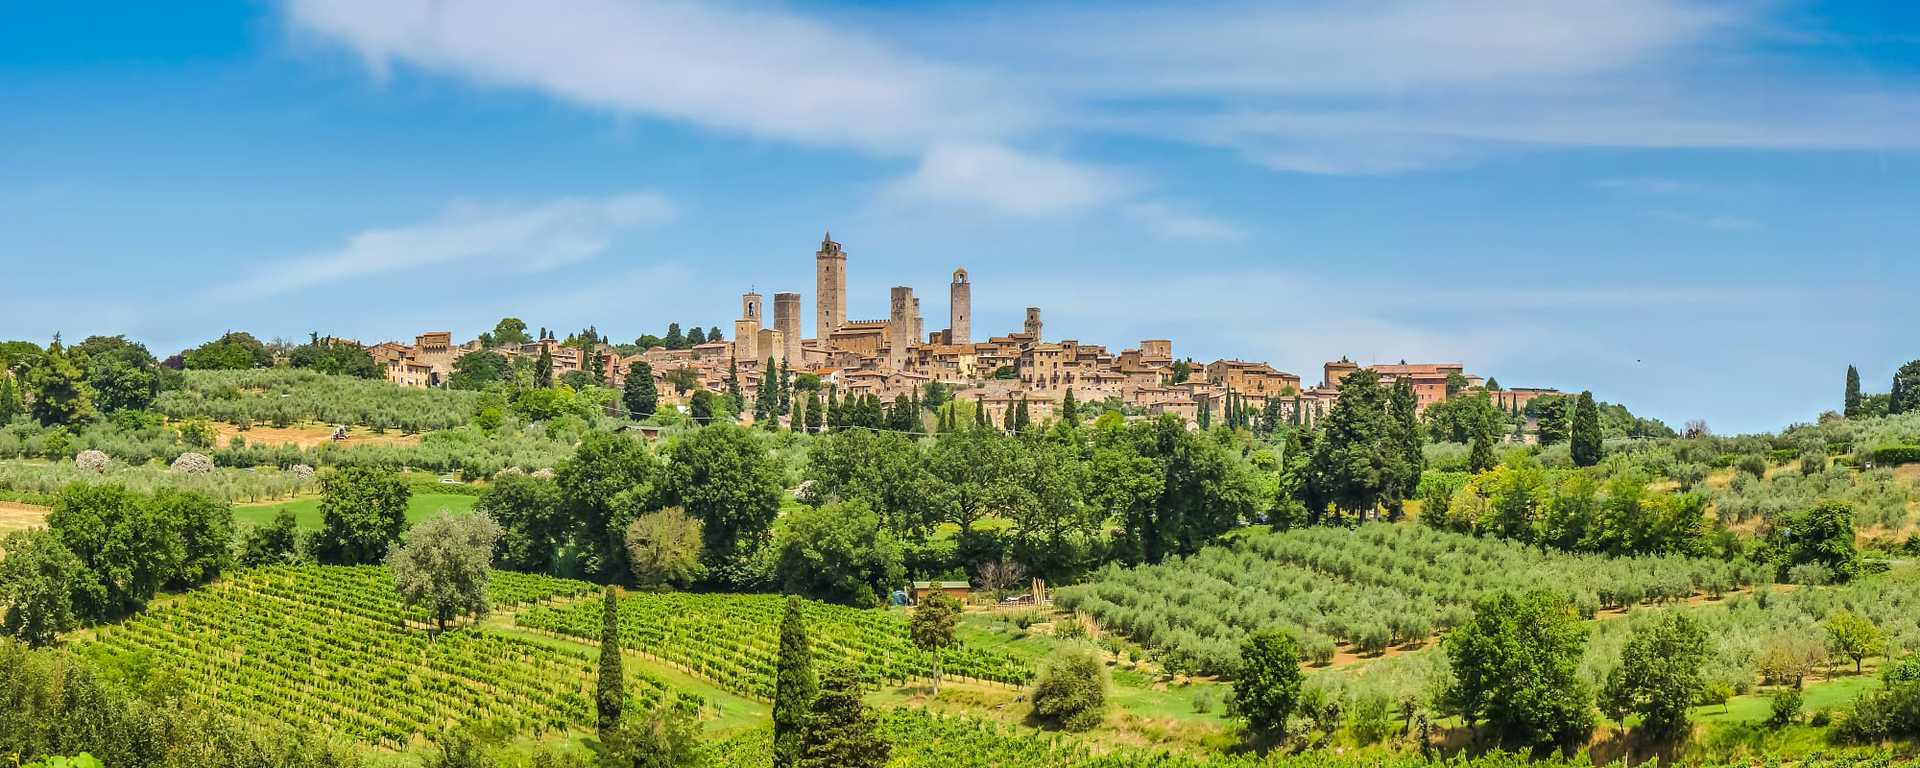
{"left": 1736, "top": 455, "right": 1769, "bottom": 480}
{"left": 1768, "top": 688, "right": 1803, "bottom": 728}
{"left": 1864, "top": 445, "right": 1920, "bottom": 467}
{"left": 1029, "top": 645, "right": 1108, "bottom": 731}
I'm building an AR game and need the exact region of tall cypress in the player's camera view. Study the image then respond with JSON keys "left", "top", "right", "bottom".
{"left": 797, "top": 667, "right": 890, "bottom": 768}
{"left": 1389, "top": 380, "right": 1423, "bottom": 502}
{"left": 1061, "top": 388, "right": 1079, "bottom": 426}
{"left": 596, "top": 586, "right": 624, "bottom": 735}
{"left": 805, "top": 392, "right": 823, "bottom": 434}
{"left": 0, "top": 374, "right": 18, "bottom": 423}
{"left": 1570, "top": 390, "right": 1604, "bottom": 467}
{"left": 779, "top": 359, "right": 793, "bottom": 415}
{"left": 622, "top": 361, "right": 657, "bottom": 419}
{"left": 535, "top": 346, "right": 554, "bottom": 388}
{"left": 976, "top": 395, "right": 987, "bottom": 428}
{"left": 1844, "top": 365, "right": 1862, "bottom": 417}
{"left": 1014, "top": 398, "right": 1030, "bottom": 433}
{"left": 774, "top": 595, "right": 818, "bottom": 768}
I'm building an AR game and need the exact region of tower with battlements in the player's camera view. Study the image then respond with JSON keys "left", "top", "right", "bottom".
{"left": 1024, "top": 307, "right": 1043, "bottom": 341}
{"left": 815, "top": 232, "right": 846, "bottom": 341}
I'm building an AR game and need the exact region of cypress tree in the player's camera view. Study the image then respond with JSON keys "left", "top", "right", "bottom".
{"left": 1571, "top": 390, "right": 1603, "bottom": 467}
{"left": 806, "top": 392, "right": 823, "bottom": 434}
{"left": 825, "top": 386, "right": 839, "bottom": 430}
{"left": 535, "top": 346, "right": 554, "bottom": 388}
{"left": 1469, "top": 414, "right": 1497, "bottom": 473}
{"left": 797, "top": 667, "right": 890, "bottom": 768}
{"left": 1014, "top": 397, "right": 1030, "bottom": 433}
{"left": 622, "top": 361, "right": 658, "bottom": 419}
{"left": 726, "top": 358, "right": 745, "bottom": 413}
{"left": 1844, "top": 365, "right": 1862, "bottom": 417}
{"left": 976, "top": 395, "right": 988, "bottom": 428}
{"left": 1389, "top": 380, "right": 1423, "bottom": 503}
{"left": 664, "top": 323, "right": 684, "bottom": 349}
{"left": 779, "top": 359, "right": 793, "bottom": 415}
{"left": 0, "top": 374, "right": 19, "bottom": 423}
{"left": 1061, "top": 388, "right": 1079, "bottom": 426}
{"left": 1002, "top": 397, "right": 1017, "bottom": 433}
{"left": 774, "top": 595, "right": 818, "bottom": 768}
{"left": 596, "top": 586, "right": 624, "bottom": 735}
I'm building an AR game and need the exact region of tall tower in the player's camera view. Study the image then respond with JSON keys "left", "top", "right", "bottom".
{"left": 888, "top": 286, "right": 915, "bottom": 370}
{"left": 815, "top": 232, "right": 846, "bottom": 341}
{"left": 734, "top": 291, "right": 764, "bottom": 362}
{"left": 773, "top": 292, "right": 802, "bottom": 365}
{"left": 1024, "top": 307, "right": 1043, "bottom": 341}
{"left": 948, "top": 268, "right": 971, "bottom": 345}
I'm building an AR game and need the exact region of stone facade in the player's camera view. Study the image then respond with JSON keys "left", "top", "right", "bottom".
{"left": 815, "top": 233, "right": 846, "bottom": 339}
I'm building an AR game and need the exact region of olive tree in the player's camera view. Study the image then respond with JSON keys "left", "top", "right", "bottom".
{"left": 387, "top": 512, "right": 501, "bottom": 632}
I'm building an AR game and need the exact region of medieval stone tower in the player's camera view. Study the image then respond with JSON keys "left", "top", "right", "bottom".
{"left": 773, "top": 292, "right": 802, "bottom": 365}
{"left": 815, "top": 232, "right": 846, "bottom": 340}
{"left": 734, "top": 291, "right": 763, "bottom": 362}
{"left": 949, "top": 268, "right": 971, "bottom": 345}
{"left": 1024, "top": 307, "right": 1043, "bottom": 341}
{"left": 889, "top": 286, "right": 915, "bottom": 370}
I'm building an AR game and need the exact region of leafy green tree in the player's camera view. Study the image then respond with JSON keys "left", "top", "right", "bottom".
{"left": 1232, "top": 628, "right": 1304, "bottom": 745}
{"left": 1305, "top": 370, "right": 1415, "bottom": 521}
{"left": 73, "top": 336, "right": 160, "bottom": 414}
{"left": 489, "top": 318, "right": 532, "bottom": 347}
{"left": 534, "top": 347, "right": 554, "bottom": 388}
{"left": 664, "top": 324, "right": 685, "bottom": 349}
{"left": 47, "top": 484, "right": 183, "bottom": 620}
{"left": 1570, "top": 391, "right": 1603, "bottom": 467}
{"left": 1825, "top": 610, "right": 1887, "bottom": 674}
{"left": 557, "top": 432, "right": 661, "bottom": 582}
{"left": 448, "top": 350, "right": 510, "bottom": 390}
{"left": 624, "top": 507, "right": 704, "bottom": 590}
{"left": 804, "top": 391, "right": 823, "bottom": 434}
{"left": 597, "top": 586, "right": 625, "bottom": 735}
{"left": 1099, "top": 415, "right": 1257, "bottom": 564}
{"left": 599, "top": 702, "right": 709, "bottom": 768}
{"left": 689, "top": 389, "right": 715, "bottom": 423}
{"left": 1768, "top": 500, "right": 1860, "bottom": 583}
{"left": 797, "top": 667, "right": 889, "bottom": 768}
{"left": 707, "top": 326, "right": 722, "bottom": 342}
{"left": 923, "top": 427, "right": 1021, "bottom": 536}
{"left": 1603, "top": 611, "right": 1709, "bottom": 740}
{"left": 687, "top": 327, "right": 707, "bottom": 346}
{"left": 910, "top": 591, "right": 962, "bottom": 695}
{"left": 1845, "top": 365, "right": 1862, "bottom": 417}
{"left": 182, "top": 331, "right": 271, "bottom": 370}
{"left": 725, "top": 359, "right": 744, "bottom": 413}
{"left": 1530, "top": 395, "right": 1570, "bottom": 446}
{"left": 288, "top": 336, "right": 380, "bottom": 378}
{"left": 773, "top": 501, "right": 904, "bottom": 608}
{"left": 802, "top": 429, "right": 927, "bottom": 538}
{"left": 1388, "top": 380, "right": 1423, "bottom": 517}
{"left": 388, "top": 512, "right": 501, "bottom": 632}
{"left": 1030, "top": 644, "right": 1108, "bottom": 731}
{"left": 1007, "top": 436, "right": 1095, "bottom": 582}
{"left": 236, "top": 508, "right": 302, "bottom": 567}
{"left": 148, "top": 488, "right": 232, "bottom": 588}
{"left": 26, "top": 340, "right": 94, "bottom": 427}
{"left": 312, "top": 467, "right": 412, "bottom": 565}
{"left": 0, "top": 529, "right": 85, "bottom": 647}
{"left": 623, "top": 361, "right": 658, "bottom": 418}
{"left": 477, "top": 473, "right": 564, "bottom": 573}
{"left": 1444, "top": 590, "right": 1594, "bottom": 749}
{"left": 774, "top": 596, "right": 818, "bottom": 768}
{"left": 663, "top": 423, "right": 781, "bottom": 582}
{"left": 1894, "top": 360, "right": 1920, "bottom": 415}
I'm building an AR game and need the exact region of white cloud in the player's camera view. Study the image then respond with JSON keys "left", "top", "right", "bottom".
{"left": 283, "top": 0, "right": 1035, "bottom": 153}
{"left": 228, "top": 192, "right": 675, "bottom": 296}
{"left": 883, "top": 144, "right": 1133, "bottom": 218}
{"left": 1124, "top": 202, "right": 1246, "bottom": 241}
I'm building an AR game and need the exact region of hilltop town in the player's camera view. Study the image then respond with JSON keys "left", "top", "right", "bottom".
{"left": 367, "top": 232, "right": 1560, "bottom": 430}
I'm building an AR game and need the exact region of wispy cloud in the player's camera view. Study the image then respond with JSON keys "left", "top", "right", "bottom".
{"left": 1594, "top": 177, "right": 1698, "bottom": 194}
{"left": 883, "top": 144, "right": 1133, "bottom": 218}
{"left": 1124, "top": 202, "right": 1246, "bottom": 241}
{"left": 227, "top": 192, "right": 675, "bottom": 296}
{"left": 1648, "top": 209, "right": 1763, "bottom": 232}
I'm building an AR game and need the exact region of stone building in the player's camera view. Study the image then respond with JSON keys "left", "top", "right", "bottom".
{"left": 815, "top": 232, "right": 846, "bottom": 339}
{"left": 948, "top": 268, "right": 971, "bottom": 345}
{"left": 773, "top": 292, "right": 802, "bottom": 365}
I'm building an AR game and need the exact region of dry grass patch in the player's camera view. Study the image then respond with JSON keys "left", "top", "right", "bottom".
{"left": 213, "top": 422, "right": 422, "bottom": 450}
{"left": 0, "top": 501, "right": 49, "bottom": 537}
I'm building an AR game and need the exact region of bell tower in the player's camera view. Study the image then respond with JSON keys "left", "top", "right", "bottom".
{"left": 815, "top": 232, "right": 846, "bottom": 340}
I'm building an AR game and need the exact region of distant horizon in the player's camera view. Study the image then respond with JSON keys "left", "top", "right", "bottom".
{"left": 5, "top": 1, "right": 1917, "bottom": 434}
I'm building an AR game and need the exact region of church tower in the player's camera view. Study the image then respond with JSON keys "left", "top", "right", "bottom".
{"left": 949, "top": 268, "right": 971, "bottom": 345}
{"left": 734, "top": 291, "right": 763, "bottom": 362}
{"left": 815, "top": 232, "right": 846, "bottom": 341}
{"left": 1024, "top": 307, "right": 1043, "bottom": 341}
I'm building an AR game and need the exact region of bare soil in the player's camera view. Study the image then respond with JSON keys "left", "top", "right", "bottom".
{"left": 213, "top": 422, "right": 423, "bottom": 449}
{"left": 0, "top": 501, "right": 49, "bottom": 536}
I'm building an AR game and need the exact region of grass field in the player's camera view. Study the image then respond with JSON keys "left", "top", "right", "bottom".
{"left": 234, "top": 493, "right": 478, "bottom": 530}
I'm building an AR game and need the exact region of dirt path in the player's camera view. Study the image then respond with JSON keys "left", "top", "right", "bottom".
{"left": 0, "top": 501, "right": 49, "bottom": 536}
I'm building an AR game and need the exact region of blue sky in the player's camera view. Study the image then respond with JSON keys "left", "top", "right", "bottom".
{"left": 2, "top": 1, "right": 1916, "bottom": 433}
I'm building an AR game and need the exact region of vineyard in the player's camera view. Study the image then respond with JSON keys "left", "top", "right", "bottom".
{"left": 514, "top": 591, "right": 1032, "bottom": 700}
{"left": 75, "top": 566, "right": 691, "bottom": 748}
{"left": 708, "top": 708, "right": 1898, "bottom": 767}
{"left": 1056, "top": 523, "right": 1765, "bottom": 675}
{"left": 155, "top": 369, "right": 482, "bottom": 432}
